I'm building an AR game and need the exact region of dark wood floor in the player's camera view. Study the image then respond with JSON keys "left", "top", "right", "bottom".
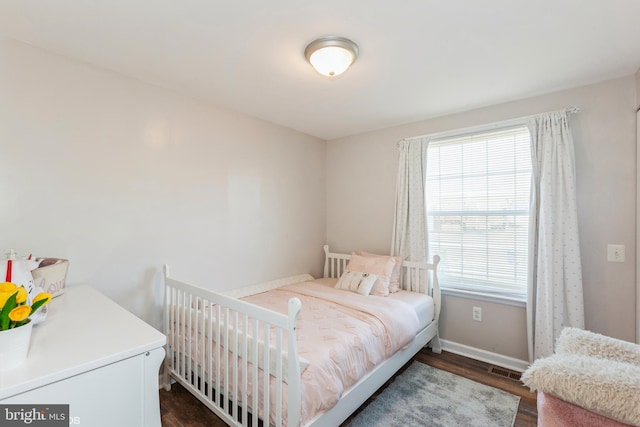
{"left": 159, "top": 348, "right": 537, "bottom": 427}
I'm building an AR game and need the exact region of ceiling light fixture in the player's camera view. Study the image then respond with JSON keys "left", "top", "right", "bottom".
{"left": 304, "top": 36, "right": 359, "bottom": 77}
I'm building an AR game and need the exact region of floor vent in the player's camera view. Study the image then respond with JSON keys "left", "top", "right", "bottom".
{"left": 488, "top": 366, "right": 521, "bottom": 381}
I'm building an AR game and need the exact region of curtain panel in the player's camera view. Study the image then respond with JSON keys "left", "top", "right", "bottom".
{"left": 527, "top": 110, "right": 584, "bottom": 361}
{"left": 391, "top": 137, "right": 440, "bottom": 352}
{"left": 391, "top": 138, "right": 429, "bottom": 262}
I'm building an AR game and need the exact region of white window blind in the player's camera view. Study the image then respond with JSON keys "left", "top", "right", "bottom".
{"left": 426, "top": 125, "right": 531, "bottom": 300}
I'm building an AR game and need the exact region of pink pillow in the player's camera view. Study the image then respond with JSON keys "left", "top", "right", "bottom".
{"left": 356, "top": 251, "right": 403, "bottom": 293}
{"left": 346, "top": 253, "right": 396, "bottom": 296}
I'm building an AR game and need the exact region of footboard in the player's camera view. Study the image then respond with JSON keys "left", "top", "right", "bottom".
{"left": 163, "top": 266, "right": 303, "bottom": 427}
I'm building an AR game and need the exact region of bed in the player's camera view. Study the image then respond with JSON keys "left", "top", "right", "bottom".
{"left": 162, "top": 245, "right": 441, "bottom": 427}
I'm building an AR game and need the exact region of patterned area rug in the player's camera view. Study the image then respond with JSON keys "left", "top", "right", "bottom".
{"left": 347, "top": 361, "right": 520, "bottom": 427}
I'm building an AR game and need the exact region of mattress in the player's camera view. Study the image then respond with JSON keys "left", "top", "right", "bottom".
{"left": 312, "top": 277, "right": 435, "bottom": 330}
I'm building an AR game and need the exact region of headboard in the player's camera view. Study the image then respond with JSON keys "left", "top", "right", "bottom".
{"left": 322, "top": 245, "right": 441, "bottom": 321}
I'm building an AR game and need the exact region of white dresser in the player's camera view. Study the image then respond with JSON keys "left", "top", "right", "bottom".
{"left": 0, "top": 286, "right": 166, "bottom": 427}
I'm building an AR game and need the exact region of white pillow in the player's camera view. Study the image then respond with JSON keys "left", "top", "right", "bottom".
{"left": 335, "top": 270, "right": 378, "bottom": 296}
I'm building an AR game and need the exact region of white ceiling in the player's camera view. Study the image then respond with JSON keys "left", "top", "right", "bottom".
{"left": 1, "top": 1, "right": 639, "bottom": 140}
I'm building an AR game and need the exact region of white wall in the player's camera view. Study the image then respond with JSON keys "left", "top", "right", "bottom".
{"left": 636, "top": 69, "right": 640, "bottom": 106}
{"left": 636, "top": 67, "right": 640, "bottom": 344}
{"left": 327, "top": 76, "right": 638, "bottom": 360}
{"left": 0, "top": 37, "right": 326, "bottom": 330}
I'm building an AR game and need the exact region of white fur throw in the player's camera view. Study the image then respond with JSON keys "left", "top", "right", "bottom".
{"left": 556, "top": 327, "right": 640, "bottom": 366}
{"left": 521, "top": 354, "right": 640, "bottom": 426}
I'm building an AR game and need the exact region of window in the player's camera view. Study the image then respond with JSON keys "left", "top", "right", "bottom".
{"left": 426, "top": 125, "right": 531, "bottom": 300}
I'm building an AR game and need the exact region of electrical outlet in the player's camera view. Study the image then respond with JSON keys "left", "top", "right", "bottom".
{"left": 472, "top": 306, "right": 482, "bottom": 322}
{"left": 607, "top": 244, "right": 625, "bottom": 262}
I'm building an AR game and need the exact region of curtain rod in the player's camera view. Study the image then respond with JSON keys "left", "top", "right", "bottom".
{"left": 401, "top": 105, "right": 580, "bottom": 143}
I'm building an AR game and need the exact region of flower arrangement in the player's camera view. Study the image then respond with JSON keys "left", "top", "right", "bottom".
{"left": 0, "top": 282, "right": 51, "bottom": 331}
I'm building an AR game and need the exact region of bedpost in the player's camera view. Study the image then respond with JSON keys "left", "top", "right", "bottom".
{"left": 431, "top": 255, "right": 441, "bottom": 322}
{"left": 430, "top": 255, "right": 442, "bottom": 354}
{"left": 287, "top": 297, "right": 303, "bottom": 427}
{"left": 323, "top": 245, "right": 330, "bottom": 278}
{"left": 162, "top": 264, "right": 172, "bottom": 391}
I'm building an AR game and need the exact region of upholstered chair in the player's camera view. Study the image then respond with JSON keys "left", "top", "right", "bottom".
{"left": 521, "top": 327, "right": 640, "bottom": 427}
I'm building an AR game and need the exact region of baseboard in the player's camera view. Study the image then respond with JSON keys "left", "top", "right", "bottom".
{"left": 440, "top": 339, "right": 530, "bottom": 372}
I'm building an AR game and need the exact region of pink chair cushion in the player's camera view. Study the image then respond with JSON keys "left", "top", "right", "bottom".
{"left": 538, "top": 392, "right": 635, "bottom": 427}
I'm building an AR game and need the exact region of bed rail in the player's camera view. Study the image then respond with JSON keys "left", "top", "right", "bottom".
{"left": 163, "top": 265, "right": 303, "bottom": 427}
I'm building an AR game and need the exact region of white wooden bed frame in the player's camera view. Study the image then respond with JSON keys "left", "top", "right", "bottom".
{"left": 162, "top": 245, "right": 441, "bottom": 427}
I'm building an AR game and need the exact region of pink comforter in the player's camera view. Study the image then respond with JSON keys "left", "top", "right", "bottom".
{"left": 242, "top": 280, "right": 420, "bottom": 423}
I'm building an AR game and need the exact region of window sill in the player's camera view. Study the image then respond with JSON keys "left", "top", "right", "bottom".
{"left": 440, "top": 288, "right": 526, "bottom": 308}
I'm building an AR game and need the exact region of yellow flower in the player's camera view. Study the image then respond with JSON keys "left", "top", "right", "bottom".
{"left": 0, "top": 291, "right": 14, "bottom": 309}
{"left": 33, "top": 292, "right": 52, "bottom": 306}
{"left": 0, "top": 282, "right": 17, "bottom": 293}
{"left": 15, "top": 286, "right": 28, "bottom": 304}
{"left": 8, "top": 305, "right": 31, "bottom": 322}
